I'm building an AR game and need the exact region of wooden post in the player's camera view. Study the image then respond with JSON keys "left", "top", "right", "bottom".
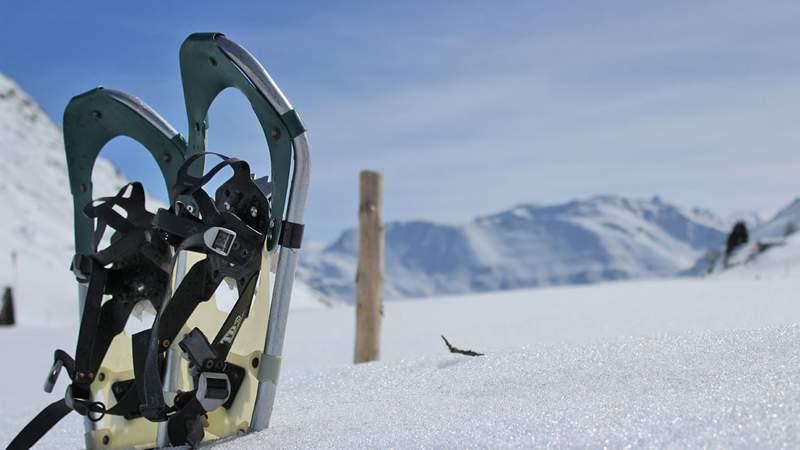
{"left": 355, "top": 170, "right": 384, "bottom": 363}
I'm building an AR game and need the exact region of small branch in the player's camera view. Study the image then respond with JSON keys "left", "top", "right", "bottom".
{"left": 441, "top": 335, "right": 484, "bottom": 357}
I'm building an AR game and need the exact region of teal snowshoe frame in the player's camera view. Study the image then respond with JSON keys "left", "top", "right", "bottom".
{"left": 62, "top": 32, "right": 310, "bottom": 447}
{"left": 181, "top": 32, "right": 305, "bottom": 252}
{"left": 64, "top": 87, "right": 191, "bottom": 259}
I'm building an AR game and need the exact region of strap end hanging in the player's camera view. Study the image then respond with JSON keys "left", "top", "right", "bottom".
{"left": 44, "top": 359, "right": 64, "bottom": 393}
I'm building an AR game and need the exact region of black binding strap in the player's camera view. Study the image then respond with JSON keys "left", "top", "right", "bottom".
{"left": 139, "top": 152, "right": 271, "bottom": 444}
{"left": 8, "top": 182, "right": 170, "bottom": 449}
{"left": 5, "top": 400, "right": 72, "bottom": 450}
{"left": 280, "top": 220, "right": 304, "bottom": 249}
{"left": 10, "top": 153, "right": 275, "bottom": 448}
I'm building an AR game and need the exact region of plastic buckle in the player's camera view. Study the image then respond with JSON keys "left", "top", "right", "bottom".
{"left": 196, "top": 372, "right": 231, "bottom": 412}
{"left": 179, "top": 328, "right": 217, "bottom": 370}
{"left": 203, "top": 227, "right": 237, "bottom": 256}
{"left": 43, "top": 358, "right": 64, "bottom": 393}
{"left": 64, "top": 386, "right": 106, "bottom": 421}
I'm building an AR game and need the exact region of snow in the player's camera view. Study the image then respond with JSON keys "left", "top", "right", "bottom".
{"left": 750, "top": 198, "right": 800, "bottom": 242}
{"left": 3, "top": 273, "right": 800, "bottom": 448}
{"left": 718, "top": 232, "right": 800, "bottom": 281}
{"left": 687, "top": 194, "right": 800, "bottom": 276}
{"left": 225, "top": 326, "right": 800, "bottom": 449}
{"left": 221, "top": 273, "right": 800, "bottom": 448}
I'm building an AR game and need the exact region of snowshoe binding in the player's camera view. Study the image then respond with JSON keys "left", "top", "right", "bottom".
{"left": 7, "top": 32, "right": 310, "bottom": 449}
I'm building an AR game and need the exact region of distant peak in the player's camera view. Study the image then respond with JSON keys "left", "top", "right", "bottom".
{"left": 764, "top": 197, "right": 800, "bottom": 225}
{"left": 0, "top": 72, "right": 55, "bottom": 130}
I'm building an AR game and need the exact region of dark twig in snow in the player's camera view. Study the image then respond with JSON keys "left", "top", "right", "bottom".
{"left": 441, "top": 335, "right": 484, "bottom": 357}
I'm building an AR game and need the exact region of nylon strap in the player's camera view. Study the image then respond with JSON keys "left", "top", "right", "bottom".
{"left": 5, "top": 399, "right": 72, "bottom": 450}
{"left": 139, "top": 152, "right": 270, "bottom": 441}
{"left": 9, "top": 182, "right": 171, "bottom": 447}
{"left": 280, "top": 221, "right": 304, "bottom": 249}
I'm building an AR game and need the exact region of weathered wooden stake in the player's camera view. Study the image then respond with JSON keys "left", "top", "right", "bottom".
{"left": 355, "top": 170, "right": 384, "bottom": 364}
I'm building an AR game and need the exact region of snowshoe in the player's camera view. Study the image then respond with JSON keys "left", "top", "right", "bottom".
{"left": 7, "top": 32, "right": 310, "bottom": 449}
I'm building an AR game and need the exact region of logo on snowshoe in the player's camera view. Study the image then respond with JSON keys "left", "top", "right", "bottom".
{"left": 221, "top": 314, "right": 243, "bottom": 344}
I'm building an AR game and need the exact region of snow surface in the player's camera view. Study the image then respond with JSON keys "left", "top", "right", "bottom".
{"left": 3, "top": 272, "right": 800, "bottom": 448}
{"left": 224, "top": 326, "right": 800, "bottom": 449}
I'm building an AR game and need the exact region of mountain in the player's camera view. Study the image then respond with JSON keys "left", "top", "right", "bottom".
{"left": 748, "top": 198, "right": 800, "bottom": 242}
{"left": 686, "top": 197, "right": 800, "bottom": 277}
{"left": 299, "top": 195, "right": 728, "bottom": 302}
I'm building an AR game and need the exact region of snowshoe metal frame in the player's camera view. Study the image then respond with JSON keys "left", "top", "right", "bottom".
{"left": 178, "top": 32, "right": 310, "bottom": 434}
{"left": 55, "top": 33, "right": 309, "bottom": 448}
{"left": 62, "top": 88, "right": 197, "bottom": 446}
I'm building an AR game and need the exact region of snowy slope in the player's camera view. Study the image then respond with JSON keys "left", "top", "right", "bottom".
{"left": 749, "top": 198, "right": 800, "bottom": 242}
{"left": 713, "top": 209, "right": 800, "bottom": 281}
{"left": 3, "top": 275, "right": 800, "bottom": 448}
{"left": 224, "top": 327, "right": 800, "bottom": 449}
{"left": 300, "top": 195, "right": 727, "bottom": 301}
{"left": 0, "top": 73, "right": 147, "bottom": 324}
{"left": 717, "top": 233, "right": 800, "bottom": 281}
{"left": 685, "top": 196, "right": 800, "bottom": 277}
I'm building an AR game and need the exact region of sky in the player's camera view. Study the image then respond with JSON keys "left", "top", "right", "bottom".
{"left": 2, "top": 0, "right": 800, "bottom": 241}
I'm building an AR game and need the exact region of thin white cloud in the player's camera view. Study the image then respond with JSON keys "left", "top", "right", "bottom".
{"left": 199, "top": 0, "right": 800, "bottom": 238}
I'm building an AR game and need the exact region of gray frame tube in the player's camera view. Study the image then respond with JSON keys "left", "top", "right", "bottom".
{"left": 216, "top": 36, "right": 292, "bottom": 115}
{"left": 250, "top": 131, "right": 310, "bottom": 432}
{"left": 155, "top": 251, "right": 189, "bottom": 447}
{"left": 217, "top": 33, "right": 312, "bottom": 434}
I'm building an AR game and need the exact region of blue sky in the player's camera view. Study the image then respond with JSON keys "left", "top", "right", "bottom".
{"left": 2, "top": 1, "right": 800, "bottom": 241}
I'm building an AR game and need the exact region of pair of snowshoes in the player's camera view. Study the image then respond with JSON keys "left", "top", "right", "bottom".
{"left": 7, "top": 33, "right": 310, "bottom": 449}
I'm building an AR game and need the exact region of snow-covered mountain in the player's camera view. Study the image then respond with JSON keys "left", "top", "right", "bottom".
{"left": 686, "top": 197, "right": 800, "bottom": 277}
{"left": 0, "top": 73, "right": 142, "bottom": 324}
{"left": 299, "top": 195, "right": 728, "bottom": 301}
{"left": 748, "top": 198, "right": 800, "bottom": 242}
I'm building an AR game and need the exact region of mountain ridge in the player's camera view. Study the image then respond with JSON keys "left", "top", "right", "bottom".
{"left": 299, "top": 194, "right": 729, "bottom": 302}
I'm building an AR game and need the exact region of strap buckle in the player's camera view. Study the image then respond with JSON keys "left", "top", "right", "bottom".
{"left": 196, "top": 372, "right": 231, "bottom": 412}
{"left": 64, "top": 386, "right": 106, "bottom": 422}
{"left": 179, "top": 328, "right": 218, "bottom": 370}
{"left": 203, "top": 227, "right": 237, "bottom": 256}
